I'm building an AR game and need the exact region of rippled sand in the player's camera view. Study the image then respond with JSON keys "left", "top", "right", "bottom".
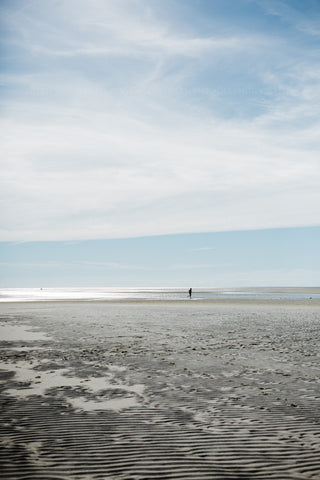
{"left": 0, "top": 300, "right": 320, "bottom": 479}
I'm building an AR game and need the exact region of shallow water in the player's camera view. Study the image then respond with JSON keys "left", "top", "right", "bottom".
{"left": 1, "top": 286, "right": 320, "bottom": 302}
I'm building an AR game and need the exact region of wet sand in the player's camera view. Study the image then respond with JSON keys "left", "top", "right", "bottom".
{"left": 0, "top": 299, "right": 320, "bottom": 479}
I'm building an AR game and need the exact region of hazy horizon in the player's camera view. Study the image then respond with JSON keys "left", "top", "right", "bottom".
{"left": 1, "top": 285, "right": 320, "bottom": 304}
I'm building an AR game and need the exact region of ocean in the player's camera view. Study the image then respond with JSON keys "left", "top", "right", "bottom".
{"left": 0, "top": 286, "right": 319, "bottom": 302}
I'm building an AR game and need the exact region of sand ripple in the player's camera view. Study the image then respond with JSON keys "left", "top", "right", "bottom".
{"left": 1, "top": 301, "right": 320, "bottom": 479}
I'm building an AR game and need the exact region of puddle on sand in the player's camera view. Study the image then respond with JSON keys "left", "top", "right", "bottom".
{"left": 1, "top": 359, "right": 145, "bottom": 412}
{"left": 0, "top": 324, "right": 51, "bottom": 342}
{"left": 68, "top": 396, "right": 140, "bottom": 412}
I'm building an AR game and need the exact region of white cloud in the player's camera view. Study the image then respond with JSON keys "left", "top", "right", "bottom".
{"left": 1, "top": 0, "right": 320, "bottom": 241}
{"left": 1, "top": 90, "right": 320, "bottom": 240}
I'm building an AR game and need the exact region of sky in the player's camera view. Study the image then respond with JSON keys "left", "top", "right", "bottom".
{"left": 0, "top": 227, "right": 320, "bottom": 287}
{"left": 1, "top": 0, "right": 320, "bottom": 287}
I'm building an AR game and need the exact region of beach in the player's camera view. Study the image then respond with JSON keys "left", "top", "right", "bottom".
{"left": 0, "top": 299, "right": 320, "bottom": 479}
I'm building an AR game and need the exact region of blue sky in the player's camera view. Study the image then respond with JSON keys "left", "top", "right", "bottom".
{"left": 1, "top": 0, "right": 320, "bottom": 286}
{"left": 1, "top": 227, "right": 319, "bottom": 287}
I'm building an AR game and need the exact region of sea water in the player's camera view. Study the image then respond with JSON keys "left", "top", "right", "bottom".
{"left": 0, "top": 287, "right": 319, "bottom": 302}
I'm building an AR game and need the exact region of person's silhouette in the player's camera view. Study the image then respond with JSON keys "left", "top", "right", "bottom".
{"left": 188, "top": 288, "right": 192, "bottom": 299}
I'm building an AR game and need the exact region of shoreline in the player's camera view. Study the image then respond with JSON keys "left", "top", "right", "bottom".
{"left": 1, "top": 296, "right": 320, "bottom": 306}
{"left": 1, "top": 286, "right": 320, "bottom": 305}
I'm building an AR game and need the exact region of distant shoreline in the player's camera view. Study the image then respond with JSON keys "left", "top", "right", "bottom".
{"left": 1, "top": 297, "right": 320, "bottom": 307}
{"left": 1, "top": 286, "right": 320, "bottom": 304}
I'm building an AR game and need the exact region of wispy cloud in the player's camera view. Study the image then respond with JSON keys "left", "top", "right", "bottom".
{"left": 170, "top": 263, "right": 231, "bottom": 270}
{"left": 82, "top": 261, "right": 150, "bottom": 271}
{"left": 188, "top": 247, "right": 216, "bottom": 252}
{"left": 0, "top": 260, "right": 150, "bottom": 271}
{"left": 260, "top": 0, "right": 320, "bottom": 36}
{"left": 1, "top": 0, "right": 320, "bottom": 241}
{"left": 0, "top": 262, "right": 64, "bottom": 268}
{"left": 2, "top": 0, "right": 255, "bottom": 60}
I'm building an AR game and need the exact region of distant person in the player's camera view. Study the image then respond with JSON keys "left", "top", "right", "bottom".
{"left": 188, "top": 288, "right": 192, "bottom": 299}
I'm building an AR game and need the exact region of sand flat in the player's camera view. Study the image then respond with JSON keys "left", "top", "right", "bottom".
{"left": 0, "top": 300, "right": 320, "bottom": 479}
